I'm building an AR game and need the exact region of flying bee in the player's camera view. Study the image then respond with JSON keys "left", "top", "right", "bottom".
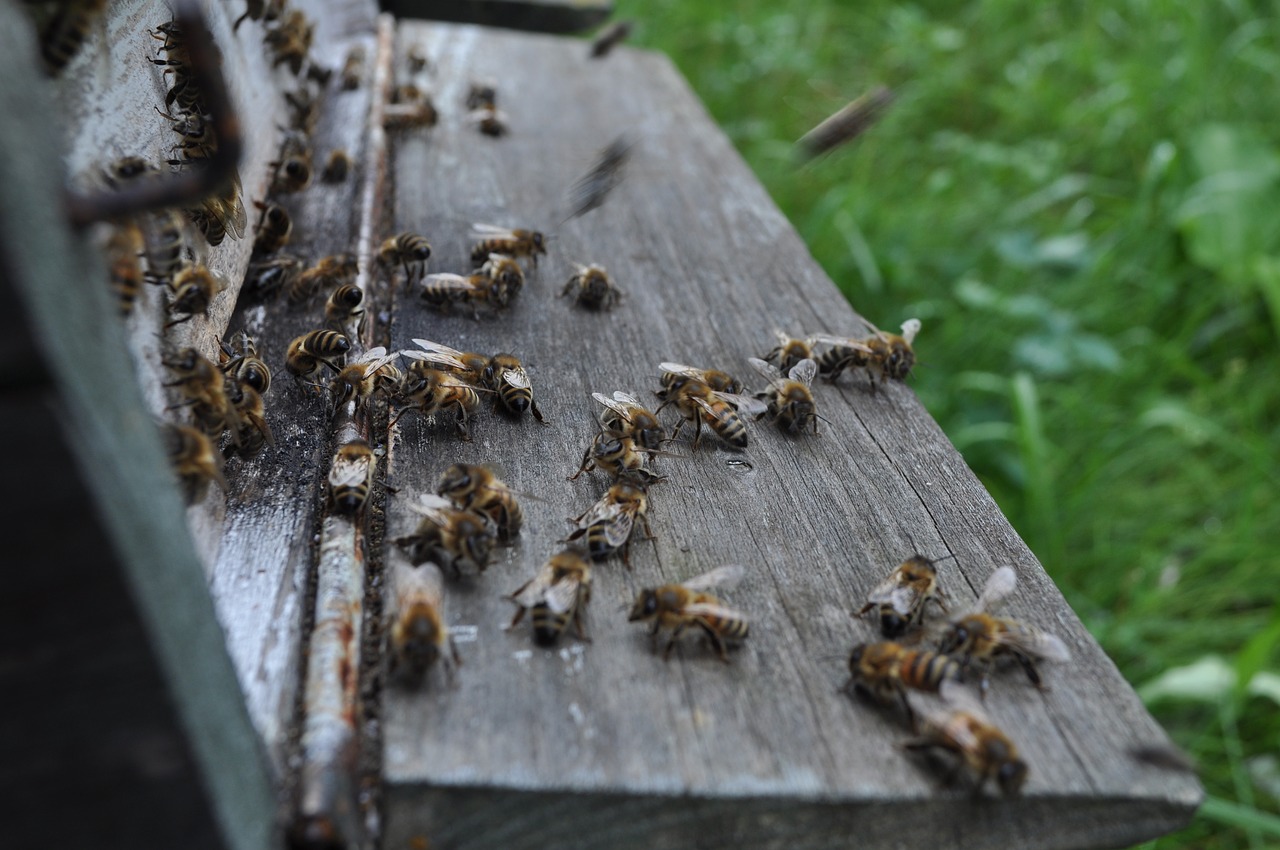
{"left": 593, "top": 391, "right": 666, "bottom": 451}
{"left": 325, "top": 284, "right": 366, "bottom": 333}
{"left": 165, "top": 263, "right": 224, "bottom": 328}
{"left": 436, "top": 464, "right": 522, "bottom": 543}
{"left": 507, "top": 550, "right": 592, "bottom": 646}
{"left": 162, "top": 348, "right": 232, "bottom": 437}
{"left": 320, "top": 149, "right": 352, "bottom": 183}
{"left": 329, "top": 439, "right": 376, "bottom": 514}
{"left": 903, "top": 686, "right": 1028, "bottom": 797}
{"left": 567, "top": 478, "right": 652, "bottom": 566}
{"left": 329, "top": 347, "right": 403, "bottom": 415}
{"left": 285, "top": 330, "right": 351, "bottom": 383}
{"left": 244, "top": 254, "right": 303, "bottom": 302}
{"left": 589, "top": 20, "right": 633, "bottom": 58}
{"left": 628, "top": 564, "right": 749, "bottom": 663}
{"left": 656, "top": 363, "right": 765, "bottom": 450}
{"left": 288, "top": 253, "right": 359, "bottom": 304}
{"left": 813, "top": 318, "right": 921, "bottom": 390}
{"left": 561, "top": 264, "right": 622, "bottom": 310}
{"left": 392, "top": 368, "right": 484, "bottom": 439}
{"left": 103, "top": 221, "right": 144, "bottom": 316}
{"left": 469, "top": 224, "right": 546, "bottom": 267}
{"left": 858, "top": 555, "right": 950, "bottom": 638}
{"left": 164, "top": 423, "right": 226, "bottom": 504}
{"left": 395, "top": 494, "right": 497, "bottom": 577}
{"left": 251, "top": 201, "right": 292, "bottom": 255}
{"left": 482, "top": 353, "right": 544, "bottom": 422}
{"left": 38, "top": 0, "right": 108, "bottom": 74}
{"left": 224, "top": 379, "right": 273, "bottom": 458}
{"left": 842, "top": 641, "right": 963, "bottom": 728}
{"left": 480, "top": 254, "right": 524, "bottom": 296}
{"left": 569, "top": 433, "right": 661, "bottom": 483}
{"left": 340, "top": 45, "right": 364, "bottom": 89}
{"left": 265, "top": 8, "right": 313, "bottom": 75}
{"left": 390, "top": 563, "right": 460, "bottom": 684}
{"left": 762, "top": 330, "right": 820, "bottom": 373}
{"left": 187, "top": 175, "right": 248, "bottom": 247}
{"left": 937, "top": 566, "right": 1071, "bottom": 697}
{"left": 219, "top": 330, "right": 271, "bottom": 395}
{"left": 378, "top": 232, "right": 432, "bottom": 283}
{"left": 748, "top": 357, "right": 820, "bottom": 436}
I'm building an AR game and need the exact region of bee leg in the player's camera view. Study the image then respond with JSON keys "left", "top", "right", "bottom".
{"left": 639, "top": 514, "right": 656, "bottom": 541}
{"left": 662, "top": 626, "right": 686, "bottom": 661}
{"left": 506, "top": 606, "right": 527, "bottom": 631}
{"left": 703, "top": 625, "right": 731, "bottom": 664}
{"left": 573, "top": 610, "right": 591, "bottom": 643}
{"left": 530, "top": 400, "right": 547, "bottom": 424}
{"left": 567, "top": 446, "right": 594, "bottom": 481}
{"left": 690, "top": 417, "right": 703, "bottom": 451}
{"left": 1017, "top": 655, "right": 1047, "bottom": 690}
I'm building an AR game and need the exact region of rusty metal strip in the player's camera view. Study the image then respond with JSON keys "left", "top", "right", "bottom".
{"left": 290, "top": 15, "right": 397, "bottom": 850}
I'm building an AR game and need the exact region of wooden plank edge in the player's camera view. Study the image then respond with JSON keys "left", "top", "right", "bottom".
{"left": 381, "top": 0, "right": 613, "bottom": 34}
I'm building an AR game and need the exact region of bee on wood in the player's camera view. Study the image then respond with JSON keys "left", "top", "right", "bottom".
{"left": 436, "top": 464, "right": 522, "bottom": 543}
{"left": 103, "top": 221, "right": 144, "bottom": 316}
{"left": 165, "top": 262, "right": 224, "bottom": 328}
{"left": 480, "top": 254, "right": 524, "bottom": 297}
{"left": 569, "top": 433, "right": 661, "bottom": 483}
{"left": 813, "top": 318, "right": 921, "bottom": 391}
{"left": 468, "top": 104, "right": 508, "bottom": 136}
{"left": 656, "top": 363, "right": 765, "bottom": 450}
{"left": 762, "top": 330, "right": 819, "bottom": 373}
{"left": 482, "top": 353, "right": 544, "bottom": 422}
{"left": 329, "top": 439, "right": 375, "bottom": 514}
{"left": 270, "top": 132, "right": 313, "bottom": 194}
{"left": 858, "top": 555, "right": 950, "bottom": 638}
{"left": 244, "top": 254, "right": 304, "bottom": 302}
{"left": 392, "top": 368, "right": 484, "bottom": 440}
{"left": 159, "top": 108, "right": 218, "bottom": 165}
{"left": 567, "top": 478, "right": 653, "bottom": 566}
{"left": 186, "top": 175, "right": 247, "bottom": 247}
{"left": 164, "top": 422, "right": 226, "bottom": 504}
{"left": 417, "top": 273, "right": 502, "bottom": 318}
{"left": 465, "top": 81, "right": 496, "bottom": 111}
{"left": 384, "top": 97, "right": 439, "bottom": 131}
{"left": 469, "top": 224, "right": 546, "bottom": 267}
{"left": 390, "top": 563, "right": 460, "bottom": 683}
{"left": 748, "top": 357, "right": 820, "bottom": 436}
{"left": 843, "top": 641, "right": 962, "bottom": 727}
{"left": 328, "top": 347, "right": 403, "bottom": 415}
{"left": 507, "top": 550, "right": 592, "bottom": 646}
{"left": 285, "top": 330, "right": 350, "bottom": 383}
{"left": 224, "top": 379, "right": 273, "bottom": 458}
{"left": 589, "top": 20, "right": 633, "bottom": 59}
{"left": 407, "top": 45, "right": 429, "bottom": 72}
{"left": 937, "top": 566, "right": 1072, "bottom": 697}
{"left": 233, "top": 0, "right": 285, "bottom": 32}
{"left": 284, "top": 85, "right": 320, "bottom": 135}
{"left": 265, "top": 9, "right": 313, "bottom": 75}
{"left": 561, "top": 264, "right": 622, "bottom": 310}
{"left": 593, "top": 391, "right": 666, "bottom": 451}
{"left": 403, "top": 339, "right": 488, "bottom": 384}
{"left": 378, "top": 232, "right": 432, "bottom": 283}
{"left": 38, "top": 0, "right": 108, "bottom": 75}
{"left": 395, "top": 494, "right": 497, "bottom": 577}
{"left": 162, "top": 348, "right": 232, "bottom": 437}
{"left": 320, "top": 149, "right": 353, "bottom": 183}
{"left": 628, "top": 564, "right": 749, "bottom": 663}
{"left": 219, "top": 330, "right": 271, "bottom": 395}
{"left": 325, "top": 284, "right": 366, "bottom": 334}
{"left": 903, "top": 685, "right": 1028, "bottom": 797}
{"left": 251, "top": 201, "right": 292, "bottom": 255}
{"left": 340, "top": 45, "right": 364, "bottom": 89}
{"left": 288, "top": 253, "right": 358, "bottom": 304}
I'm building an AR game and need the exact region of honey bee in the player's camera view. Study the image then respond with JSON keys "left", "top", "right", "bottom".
{"left": 593, "top": 391, "right": 666, "bottom": 451}
{"left": 329, "top": 439, "right": 375, "bottom": 514}
{"left": 390, "top": 563, "right": 460, "bottom": 683}
{"left": 140, "top": 209, "right": 188, "bottom": 288}
{"left": 567, "top": 478, "right": 652, "bottom": 566}
{"left": 325, "top": 284, "right": 366, "bottom": 333}
{"left": 383, "top": 98, "right": 439, "bottom": 130}
{"left": 417, "top": 272, "right": 499, "bottom": 318}
{"left": 251, "top": 201, "right": 292, "bottom": 255}
{"left": 165, "top": 263, "right": 224, "bottom": 328}
{"left": 159, "top": 108, "right": 218, "bottom": 164}
{"left": 469, "top": 105, "right": 508, "bottom": 137}
{"left": 903, "top": 686, "right": 1028, "bottom": 797}
{"left": 589, "top": 20, "right": 633, "bottom": 59}
{"left": 164, "top": 422, "right": 226, "bottom": 504}
{"left": 265, "top": 8, "right": 313, "bottom": 75}
{"left": 565, "top": 136, "right": 632, "bottom": 221}
{"left": 103, "top": 221, "right": 144, "bottom": 316}
{"left": 329, "top": 347, "right": 403, "bottom": 414}
{"left": 936, "top": 566, "right": 1071, "bottom": 697}
{"left": 288, "top": 253, "right": 359, "bottom": 304}
{"left": 842, "top": 641, "right": 962, "bottom": 725}
{"left": 162, "top": 348, "right": 232, "bottom": 437}
{"left": 233, "top": 0, "right": 285, "bottom": 32}
{"left": 465, "top": 81, "right": 496, "bottom": 111}
{"left": 403, "top": 339, "right": 488, "bottom": 384}
{"left": 857, "top": 555, "right": 949, "bottom": 638}
{"left": 748, "top": 357, "right": 819, "bottom": 436}
{"left": 407, "top": 46, "right": 429, "bottom": 72}
{"left": 320, "top": 149, "right": 352, "bottom": 183}
{"left": 469, "top": 224, "right": 546, "bottom": 267}
{"left": 284, "top": 85, "right": 320, "bottom": 135}
{"left": 628, "top": 564, "right": 749, "bottom": 663}
{"left": 224, "top": 380, "right": 273, "bottom": 458}
{"left": 244, "top": 254, "right": 303, "bottom": 302}
{"left": 762, "top": 330, "right": 819, "bottom": 373}
{"left": 813, "top": 318, "right": 921, "bottom": 390}
{"left": 656, "top": 363, "right": 765, "bottom": 450}
{"left": 395, "top": 494, "right": 497, "bottom": 577}
{"left": 436, "top": 464, "right": 522, "bottom": 543}
{"left": 340, "top": 46, "right": 364, "bottom": 89}
{"left": 482, "top": 353, "right": 544, "bottom": 422}
{"left": 39, "top": 0, "right": 108, "bottom": 74}
{"left": 561, "top": 264, "right": 622, "bottom": 310}
{"left": 219, "top": 330, "right": 271, "bottom": 395}
{"left": 796, "top": 86, "right": 895, "bottom": 161}
{"left": 187, "top": 175, "right": 248, "bottom": 247}
{"left": 392, "top": 368, "right": 484, "bottom": 439}
{"left": 507, "top": 550, "right": 592, "bottom": 645}
{"left": 480, "top": 254, "right": 525, "bottom": 296}
{"left": 270, "top": 133, "right": 313, "bottom": 193}
{"left": 378, "top": 232, "right": 432, "bottom": 283}
{"left": 569, "top": 433, "right": 660, "bottom": 482}
{"left": 285, "top": 330, "right": 351, "bottom": 382}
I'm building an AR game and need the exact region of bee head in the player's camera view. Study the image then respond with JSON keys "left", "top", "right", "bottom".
{"left": 997, "top": 756, "right": 1028, "bottom": 797}
{"left": 939, "top": 623, "right": 967, "bottom": 655}
{"left": 879, "top": 612, "right": 907, "bottom": 638}
{"left": 847, "top": 642, "right": 868, "bottom": 674}
{"left": 628, "top": 590, "right": 658, "bottom": 621}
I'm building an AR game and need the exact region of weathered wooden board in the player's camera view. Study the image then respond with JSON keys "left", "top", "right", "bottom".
{"left": 377, "top": 23, "right": 1201, "bottom": 850}
{"left": 381, "top": 0, "right": 612, "bottom": 34}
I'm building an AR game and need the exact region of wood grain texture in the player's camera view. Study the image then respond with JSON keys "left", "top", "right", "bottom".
{"left": 376, "top": 23, "right": 1201, "bottom": 850}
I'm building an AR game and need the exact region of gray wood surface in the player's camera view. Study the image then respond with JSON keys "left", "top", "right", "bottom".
{"left": 375, "top": 22, "right": 1202, "bottom": 850}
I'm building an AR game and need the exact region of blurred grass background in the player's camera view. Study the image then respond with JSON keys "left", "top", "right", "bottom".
{"left": 609, "top": 0, "right": 1280, "bottom": 846}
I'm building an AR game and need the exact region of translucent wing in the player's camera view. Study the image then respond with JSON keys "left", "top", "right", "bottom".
{"left": 407, "top": 492, "right": 455, "bottom": 520}
{"left": 978, "top": 566, "right": 1017, "bottom": 611}
{"left": 329, "top": 451, "right": 371, "bottom": 489}
{"left": 593, "top": 391, "right": 633, "bottom": 421}
{"left": 788, "top": 358, "right": 818, "bottom": 386}
{"left": 575, "top": 493, "right": 625, "bottom": 529}
{"left": 471, "top": 223, "right": 518, "bottom": 239}
{"left": 810, "top": 333, "right": 875, "bottom": 353}
{"left": 612, "top": 390, "right": 644, "bottom": 408}
{"left": 598, "top": 511, "right": 636, "bottom": 548}
{"left": 703, "top": 391, "right": 769, "bottom": 419}
{"left": 993, "top": 622, "right": 1072, "bottom": 662}
{"left": 900, "top": 318, "right": 922, "bottom": 344}
{"left": 509, "top": 563, "right": 556, "bottom": 608}
{"left": 659, "top": 362, "right": 709, "bottom": 381}
{"left": 421, "top": 273, "right": 476, "bottom": 292}
{"left": 401, "top": 561, "right": 446, "bottom": 608}
{"left": 748, "top": 356, "right": 784, "bottom": 385}
{"left": 681, "top": 564, "right": 746, "bottom": 593}
{"left": 359, "top": 349, "right": 400, "bottom": 377}
{"left": 866, "top": 577, "right": 921, "bottom": 618}
{"left": 500, "top": 367, "right": 530, "bottom": 389}
{"left": 543, "top": 572, "right": 584, "bottom": 614}
{"left": 405, "top": 339, "right": 472, "bottom": 371}
{"left": 683, "top": 601, "right": 747, "bottom": 622}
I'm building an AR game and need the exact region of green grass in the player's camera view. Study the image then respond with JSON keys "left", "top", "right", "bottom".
{"left": 611, "top": 1, "right": 1280, "bottom": 846}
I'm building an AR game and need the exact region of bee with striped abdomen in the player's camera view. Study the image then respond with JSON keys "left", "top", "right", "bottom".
{"left": 628, "top": 564, "right": 749, "bottom": 663}
{"left": 843, "top": 641, "right": 962, "bottom": 728}
{"left": 469, "top": 224, "right": 546, "bottom": 267}
{"left": 748, "top": 357, "right": 820, "bottom": 436}
{"left": 285, "top": 330, "right": 350, "bottom": 383}
{"left": 329, "top": 439, "right": 376, "bottom": 514}
{"left": 436, "top": 463, "right": 522, "bottom": 543}
{"left": 379, "top": 232, "right": 432, "bottom": 283}
{"left": 507, "top": 550, "right": 592, "bottom": 646}
{"left": 395, "top": 494, "right": 497, "bottom": 577}
{"left": 593, "top": 391, "right": 666, "bottom": 452}
{"left": 568, "top": 478, "right": 652, "bottom": 567}
{"left": 858, "top": 555, "right": 949, "bottom": 638}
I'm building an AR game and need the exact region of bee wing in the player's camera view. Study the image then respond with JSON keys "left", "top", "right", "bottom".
{"left": 593, "top": 392, "right": 633, "bottom": 420}
{"left": 810, "top": 333, "right": 875, "bottom": 353}
{"left": 360, "top": 352, "right": 401, "bottom": 378}
{"left": 599, "top": 511, "right": 636, "bottom": 548}
{"left": 900, "top": 318, "right": 922, "bottom": 344}
{"left": 612, "top": 390, "right": 644, "bottom": 408}
{"left": 501, "top": 367, "right": 531, "bottom": 389}
{"left": 421, "top": 273, "right": 476, "bottom": 292}
{"left": 406, "top": 492, "right": 455, "bottom": 520}
{"left": 681, "top": 564, "right": 746, "bottom": 593}
{"left": 471, "top": 223, "right": 518, "bottom": 239}
{"left": 683, "top": 601, "right": 747, "bottom": 623}
{"left": 405, "top": 339, "right": 471, "bottom": 371}
{"left": 543, "top": 572, "right": 584, "bottom": 614}
{"left": 329, "top": 451, "right": 371, "bottom": 488}
{"left": 788, "top": 358, "right": 818, "bottom": 386}
{"left": 405, "top": 561, "right": 446, "bottom": 608}
{"left": 772, "top": 329, "right": 794, "bottom": 346}
{"left": 707, "top": 391, "right": 769, "bottom": 419}
{"left": 977, "top": 566, "right": 1017, "bottom": 611}
{"left": 509, "top": 564, "right": 556, "bottom": 608}
{"left": 574, "top": 494, "right": 624, "bottom": 529}
{"left": 993, "top": 623, "right": 1072, "bottom": 662}
{"left": 748, "top": 356, "right": 785, "bottom": 385}
{"left": 866, "top": 579, "right": 921, "bottom": 618}
{"left": 658, "top": 362, "right": 709, "bottom": 380}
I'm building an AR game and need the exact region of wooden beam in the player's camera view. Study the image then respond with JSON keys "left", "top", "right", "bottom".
{"left": 380, "top": 0, "right": 612, "bottom": 34}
